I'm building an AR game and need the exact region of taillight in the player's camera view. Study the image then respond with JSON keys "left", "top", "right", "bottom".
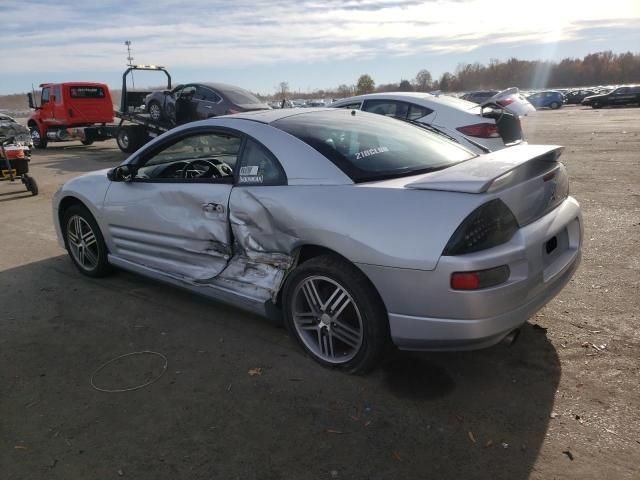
{"left": 443, "top": 199, "right": 519, "bottom": 256}
{"left": 456, "top": 123, "right": 500, "bottom": 138}
{"left": 451, "top": 265, "right": 510, "bottom": 290}
{"left": 497, "top": 98, "right": 515, "bottom": 107}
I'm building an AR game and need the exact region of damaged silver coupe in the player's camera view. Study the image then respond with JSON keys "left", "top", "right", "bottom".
{"left": 53, "top": 109, "right": 582, "bottom": 373}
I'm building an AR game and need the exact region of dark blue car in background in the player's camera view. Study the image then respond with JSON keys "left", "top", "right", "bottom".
{"left": 526, "top": 90, "right": 565, "bottom": 109}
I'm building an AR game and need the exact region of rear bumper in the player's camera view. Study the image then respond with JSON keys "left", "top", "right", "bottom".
{"left": 388, "top": 249, "right": 580, "bottom": 350}
{"left": 357, "top": 196, "right": 582, "bottom": 351}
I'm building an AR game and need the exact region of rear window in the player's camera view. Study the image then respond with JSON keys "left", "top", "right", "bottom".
{"left": 69, "top": 86, "right": 106, "bottom": 99}
{"left": 273, "top": 110, "right": 475, "bottom": 183}
{"left": 218, "top": 86, "right": 262, "bottom": 105}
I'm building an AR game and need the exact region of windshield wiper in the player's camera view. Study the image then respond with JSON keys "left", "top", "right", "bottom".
{"left": 404, "top": 119, "right": 491, "bottom": 154}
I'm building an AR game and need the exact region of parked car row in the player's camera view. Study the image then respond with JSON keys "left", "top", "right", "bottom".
{"left": 461, "top": 84, "right": 640, "bottom": 110}
{"left": 581, "top": 85, "right": 640, "bottom": 108}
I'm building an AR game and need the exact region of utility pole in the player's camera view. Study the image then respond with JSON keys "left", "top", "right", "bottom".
{"left": 124, "top": 40, "right": 135, "bottom": 88}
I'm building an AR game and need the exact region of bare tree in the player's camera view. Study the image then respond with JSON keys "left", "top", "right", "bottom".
{"left": 279, "top": 82, "right": 289, "bottom": 101}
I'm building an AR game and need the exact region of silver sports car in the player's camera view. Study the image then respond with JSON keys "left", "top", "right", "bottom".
{"left": 52, "top": 109, "right": 582, "bottom": 373}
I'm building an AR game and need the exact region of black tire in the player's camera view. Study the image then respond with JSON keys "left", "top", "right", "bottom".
{"left": 116, "top": 126, "right": 142, "bottom": 153}
{"left": 81, "top": 139, "right": 94, "bottom": 146}
{"left": 592, "top": 102, "right": 600, "bottom": 109}
{"left": 282, "top": 254, "right": 389, "bottom": 374}
{"left": 23, "top": 174, "right": 38, "bottom": 196}
{"left": 550, "top": 101, "right": 560, "bottom": 110}
{"left": 62, "top": 204, "right": 112, "bottom": 278}
{"left": 30, "top": 124, "right": 47, "bottom": 149}
{"left": 148, "top": 100, "right": 163, "bottom": 122}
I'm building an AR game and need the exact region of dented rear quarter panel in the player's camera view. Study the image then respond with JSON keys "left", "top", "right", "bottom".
{"left": 229, "top": 184, "right": 483, "bottom": 271}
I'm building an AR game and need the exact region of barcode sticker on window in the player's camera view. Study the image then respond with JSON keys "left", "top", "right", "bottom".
{"left": 240, "top": 166, "right": 259, "bottom": 176}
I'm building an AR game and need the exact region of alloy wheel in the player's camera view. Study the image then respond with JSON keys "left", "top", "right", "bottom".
{"left": 67, "top": 215, "right": 100, "bottom": 271}
{"left": 292, "top": 275, "right": 364, "bottom": 364}
{"left": 149, "top": 103, "right": 161, "bottom": 121}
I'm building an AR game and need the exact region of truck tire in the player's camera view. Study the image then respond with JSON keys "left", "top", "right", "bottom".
{"left": 117, "top": 126, "right": 142, "bottom": 153}
{"left": 30, "top": 125, "right": 47, "bottom": 149}
{"left": 81, "top": 139, "right": 94, "bottom": 146}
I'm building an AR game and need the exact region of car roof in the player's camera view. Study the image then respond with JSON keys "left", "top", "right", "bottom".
{"left": 333, "top": 92, "right": 479, "bottom": 110}
{"left": 227, "top": 107, "right": 331, "bottom": 124}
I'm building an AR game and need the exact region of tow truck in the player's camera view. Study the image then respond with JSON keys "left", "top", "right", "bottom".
{"left": 27, "top": 65, "right": 173, "bottom": 153}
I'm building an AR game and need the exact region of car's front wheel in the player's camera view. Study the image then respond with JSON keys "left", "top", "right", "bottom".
{"left": 282, "top": 255, "right": 389, "bottom": 374}
{"left": 550, "top": 101, "right": 560, "bottom": 109}
{"left": 62, "top": 205, "right": 112, "bottom": 277}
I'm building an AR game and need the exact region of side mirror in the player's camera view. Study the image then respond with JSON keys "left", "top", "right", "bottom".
{"left": 107, "top": 165, "right": 134, "bottom": 182}
{"left": 27, "top": 92, "right": 36, "bottom": 109}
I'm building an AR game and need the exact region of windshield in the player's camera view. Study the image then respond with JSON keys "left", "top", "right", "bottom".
{"left": 273, "top": 109, "right": 475, "bottom": 182}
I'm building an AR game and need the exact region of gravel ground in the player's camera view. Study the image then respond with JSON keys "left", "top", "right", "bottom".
{"left": 1, "top": 106, "right": 638, "bottom": 479}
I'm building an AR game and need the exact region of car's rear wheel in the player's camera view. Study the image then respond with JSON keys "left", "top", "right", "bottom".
{"left": 62, "top": 205, "right": 112, "bottom": 277}
{"left": 282, "top": 255, "right": 389, "bottom": 374}
{"left": 148, "top": 101, "right": 163, "bottom": 122}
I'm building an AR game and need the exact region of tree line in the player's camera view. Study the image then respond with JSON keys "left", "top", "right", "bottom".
{"left": 272, "top": 50, "right": 640, "bottom": 100}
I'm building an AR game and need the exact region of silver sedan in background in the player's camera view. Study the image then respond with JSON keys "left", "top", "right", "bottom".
{"left": 52, "top": 109, "right": 582, "bottom": 373}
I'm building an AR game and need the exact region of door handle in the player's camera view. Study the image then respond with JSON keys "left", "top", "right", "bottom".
{"left": 204, "top": 105, "right": 213, "bottom": 109}
{"left": 202, "top": 202, "right": 224, "bottom": 213}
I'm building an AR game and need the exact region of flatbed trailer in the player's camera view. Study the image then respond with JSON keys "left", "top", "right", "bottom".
{"left": 111, "top": 65, "right": 174, "bottom": 152}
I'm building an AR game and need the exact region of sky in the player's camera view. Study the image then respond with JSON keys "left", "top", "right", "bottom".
{"left": 1, "top": 0, "right": 639, "bottom": 95}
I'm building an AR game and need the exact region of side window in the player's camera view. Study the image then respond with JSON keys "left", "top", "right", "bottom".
{"left": 362, "top": 100, "right": 408, "bottom": 119}
{"left": 134, "top": 131, "right": 241, "bottom": 182}
{"left": 178, "top": 85, "right": 196, "bottom": 98}
{"left": 41, "top": 87, "right": 50, "bottom": 104}
{"left": 336, "top": 102, "right": 362, "bottom": 110}
{"left": 199, "top": 87, "right": 222, "bottom": 103}
{"left": 407, "top": 104, "right": 433, "bottom": 120}
{"left": 53, "top": 85, "right": 62, "bottom": 104}
{"left": 237, "top": 138, "right": 286, "bottom": 186}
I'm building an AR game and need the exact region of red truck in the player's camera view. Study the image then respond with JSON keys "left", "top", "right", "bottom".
{"left": 28, "top": 82, "right": 115, "bottom": 148}
{"left": 27, "top": 65, "right": 172, "bottom": 152}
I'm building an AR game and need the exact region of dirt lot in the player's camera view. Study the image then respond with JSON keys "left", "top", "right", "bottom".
{"left": 1, "top": 106, "right": 639, "bottom": 480}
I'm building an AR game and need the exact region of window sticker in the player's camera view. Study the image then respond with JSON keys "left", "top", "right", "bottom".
{"left": 354, "top": 146, "right": 389, "bottom": 160}
{"left": 239, "top": 165, "right": 263, "bottom": 183}
{"left": 240, "top": 165, "right": 259, "bottom": 176}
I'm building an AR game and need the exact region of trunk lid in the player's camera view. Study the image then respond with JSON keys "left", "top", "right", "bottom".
{"left": 405, "top": 144, "right": 568, "bottom": 225}
{"left": 481, "top": 87, "right": 536, "bottom": 117}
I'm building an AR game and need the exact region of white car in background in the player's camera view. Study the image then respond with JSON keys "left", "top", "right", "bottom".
{"left": 331, "top": 89, "right": 535, "bottom": 153}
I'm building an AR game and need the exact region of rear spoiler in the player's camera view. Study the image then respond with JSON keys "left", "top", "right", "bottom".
{"left": 405, "top": 144, "right": 564, "bottom": 194}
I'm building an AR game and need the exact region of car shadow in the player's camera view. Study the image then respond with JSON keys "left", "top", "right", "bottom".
{"left": 30, "top": 143, "right": 127, "bottom": 174}
{"left": 1, "top": 256, "right": 559, "bottom": 480}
